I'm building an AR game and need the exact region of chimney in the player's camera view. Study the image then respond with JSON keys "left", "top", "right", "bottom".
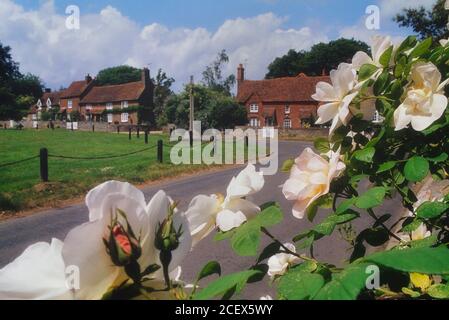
{"left": 237, "top": 64, "right": 245, "bottom": 86}
{"left": 85, "top": 74, "right": 92, "bottom": 83}
{"left": 45, "top": 88, "right": 51, "bottom": 93}
{"left": 142, "top": 67, "right": 151, "bottom": 86}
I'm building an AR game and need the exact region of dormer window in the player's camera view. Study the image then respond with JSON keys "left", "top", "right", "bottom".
{"left": 250, "top": 104, "right": 258, "bottom": 113}
{"left": 47, "top": 98, "right": 52, "bottom": 108}
{"left": 285, "top": 105, "right": 291, "bottom": 114}
{"left": 121, "top": 101, "right": 128, "bottom": 109}
{"left": 37, "top": 100, "right": 42, "bottom": 110}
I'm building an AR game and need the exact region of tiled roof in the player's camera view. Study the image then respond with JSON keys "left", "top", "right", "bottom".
{"left": 39, "top": 90, "right": 63, "bottom": 105}
{"left": 237, "top": 73, "right": 330, "bottom": 104}
{"left": 60, "top": 80, "right": 90, "bottom": 98}
{"left": 81, "top": 81, "right": 145, "bottom": 104}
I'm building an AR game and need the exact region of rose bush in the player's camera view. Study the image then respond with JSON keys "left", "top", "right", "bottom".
{"left": 2, "top": 34, "right": 449, "bottom": 300}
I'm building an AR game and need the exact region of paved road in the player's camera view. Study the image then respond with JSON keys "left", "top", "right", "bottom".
{"left": 0, "top": 141, "right": 400, "bottom": 299}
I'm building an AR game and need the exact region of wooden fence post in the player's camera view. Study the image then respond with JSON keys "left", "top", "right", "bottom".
{"left": 117, "top": 126, "right": 120, "bottom": 134}
{"left": 129, "top": 128, "right": 132, "bottom": 140}
{"left": 40, "top": 148, "right": 49, "bottom": 182}
{"left": 92, "top": 124, "right": 95, "bottom": 132}
{"left": 137, "top": 127, "right": 140, "bottom": 138}
{"left": 189, "top": 130, "right": 193, "bottom": 147}
{"left": 157, "top": 140, "right": 163, "bottom": 163}
{"left": 145, "top": 130, "right": 149, "bottom": 144}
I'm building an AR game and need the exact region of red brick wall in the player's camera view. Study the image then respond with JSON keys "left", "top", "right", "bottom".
{"left": 60, "top": 97, "right": 81, "bottom": 113}
{"left": 245, "top": 101, "right": 318, "bottom": 129}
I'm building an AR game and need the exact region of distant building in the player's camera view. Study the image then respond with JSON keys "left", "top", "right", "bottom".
{"left": 28, "top": 88, "right": 64, "bottom": 121}
{"left": 29, "top": 68, "right": 154, "bottom": 125}
{"left": 236, "top": 64, "right": 330, "bottom": 129}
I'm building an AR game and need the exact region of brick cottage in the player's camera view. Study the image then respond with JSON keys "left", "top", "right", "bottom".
{"left": 29, "top": 68, "right": 154, "bottom": 125}
{"left": 236, "top": 64, "right": 330, "bottom": 129}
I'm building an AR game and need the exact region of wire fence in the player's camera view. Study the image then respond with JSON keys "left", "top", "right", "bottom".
{"left": 48, "top": 145, "right": 157, "bottom": 161}
{"left": 0, "top": 155, "right": 40, "bottom": 169}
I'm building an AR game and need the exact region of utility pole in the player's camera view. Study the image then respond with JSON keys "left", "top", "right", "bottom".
{"left": 189, "top": 75, "right": 194, "bottom": 132}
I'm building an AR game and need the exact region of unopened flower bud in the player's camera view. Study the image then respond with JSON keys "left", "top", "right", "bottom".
{"left": 104, "top": 220, "right": 141, "bottom": 267}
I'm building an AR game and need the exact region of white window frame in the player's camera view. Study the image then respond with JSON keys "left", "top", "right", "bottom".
{"left": 68, "top": 100, "right": 73, "bottom": 109}
{"left": 37, "top": 100, "right": 42, "bottom": 110}
{"left": 285, "top": 105, "right": 291, "bottom": 114}
{"left": 283, "top": 119, "right": 292, "bottom": 129}
{"left": 250, "top": 118, "right": 259, "bottom": 127}
{"left": 121, "top": 101, "right": 129, "bottom": 109}
{"left": 106, "top": 103, "right": 113, "bottom": 123}
{"left": 249, "top": 104, "right": 258, "bottom": 113}
{"left": 47, "top": 98, "right": 52, "bottom": 108}
{"left": 121, "top": 112, "right": 129, "bottom": 123}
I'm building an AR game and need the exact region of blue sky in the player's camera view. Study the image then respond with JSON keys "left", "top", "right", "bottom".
{"left": 1, "top": 0, "right": 436, "bottom": 90}
{"left": 13, "top": 0, "right": 412, "bottom": 37}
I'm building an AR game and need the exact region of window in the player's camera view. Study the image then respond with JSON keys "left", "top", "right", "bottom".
{"left": 121, "top": 112, "right": 129, "bottom": 123}
{"left": 121, "top": 101, "right": 129, "bottom": 109}
{"left": 37, "top": 100, "right": 42, "bottom": 110}
{"left": 285, "top": 105, "right": 291, "bottom": 114}
{"left": 250, "top": 118, "right": 259, "bottom": 127}
{"left": 283, "top": 119, "right": 292, "bottom": 129}
{"left": 249, "top": 104, "right": 258, "bottom": 113}
{"left": 106, "top": 103, "right": 113, "bottom": 123}
{"left": 47, "top": 98, "right": 52, "bottom": 108}
{"left": 68, "top": 100, "right": 73, "bottom": 109}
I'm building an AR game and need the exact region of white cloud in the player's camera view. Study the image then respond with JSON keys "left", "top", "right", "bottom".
{"left": 0, "top": 0, "right": 328, "bottom": 91}
{"left": 379, "top": 0, "right": 435, "bottom": 18}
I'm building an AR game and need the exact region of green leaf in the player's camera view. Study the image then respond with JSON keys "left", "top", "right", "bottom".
{"left": 365, "top": 246, "right": 449, "bottom": 275}
{"left": 377, "top": 161, "right": 396, "bottom": 173}
{"left": 336, "top": 198, "right": 357, "bottom": 215}
{"left": 373, "top": 70, "right": 389, "bottom": 95}
{"left": 416, "top": 201, "right": 449, "bottom": 219}
{"left": 402, "top": 287, "right": 421, "bottom": 298}
{"left": 410, "top": 235, "right": 438, "bottom": 248}
{"left": 379, "top": 46, "right": 393, "bottom": 68}
{"left": 254, "top": 204, "right": 283, "bottom": 228}
{"left": 401, "top": 218, "right": 422, "bottom": 233}
{"left": 428, "top": 284, "right": 449, "bottom": 299}
{"left": 313, "top": 263, "right": 372, "bottom": 300}
{"left": 214, "top": 230, "right": 236, "bottom": 242}
{"left": 395, "top": 36, "right": 417, "bottom": 61}
{"left": 394, "top": 56, "right": 407, "bottom": 78}
{"left": 314, "top": 211, "right": 359, "bottom": 236}
{"left": 281, "top": 158, "right": 295, "bottom": 173}
{"left": 230, "top": 205, "right": 283, "bottom": 256}
{"left": 314, "top": 137, "right": 330, "bottom": 154}
{"left": 278, "top": 271, "right": 324, "bottom": 300}
{"left": 353, "top": 147, "right": 375, "bottom": 163}
{"left": 194, "top": 270, "right": 261, "bottom": 300}
{"left": 355, "top": 187, "right": 386, "bottom": 209}
{"left": 410, "top": 38, "right": 432, "bottom": 59}
{"left": 404, "top": 156, "right": 429, "bottom": 182}
{"left": 196, "top": 261, "right": 221, "bottom": 282}
{"left": 427, "top": 153, "right": 448, "bottom": 163}
{"left": 359, "top": 64, "right": 378, "bottom": 81}
{"left": 231, "top": 223, "right": 261, "bottom": 257}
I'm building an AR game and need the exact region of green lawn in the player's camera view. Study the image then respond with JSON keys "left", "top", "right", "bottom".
{"left": 0, "top": 129, "right": 223, "bottom": 214}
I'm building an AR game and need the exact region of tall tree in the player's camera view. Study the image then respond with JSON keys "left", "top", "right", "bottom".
{"left": 202, "top": 50, "right": 236, "bottom": 95}
{"left": 96, "top": 65, "right": 141, "bottom": 86}
{"left": 153, "top": 68, "right": 175, "bottom": 122}
{"left": 394, "top": 0, "right": 449, "bottom": 42}
{"left": 265, "top": 38, "right": 370, "bottom": 78}
{"left": 0, "top": 42, "right": 43, "bottom": 121}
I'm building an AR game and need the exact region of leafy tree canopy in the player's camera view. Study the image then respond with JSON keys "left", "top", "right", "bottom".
{"left": 96, "top": 65, "right": 141, "bottom": 86}
{"left": 165, "top": 85, "right": 246, "bottom": 130}
{"left": 265, "top": 38, "right": 370, "bottom": 78}
{"left": 394, "top": 0, "right": 449, "bottom": 42}
{"left": 0, "top": 42, "right": 43, "bottom": 121}
{"left": 202, "top": 50, "right": 236, "bottom": 95}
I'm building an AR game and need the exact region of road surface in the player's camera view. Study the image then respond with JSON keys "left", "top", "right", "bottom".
{"left": 0, "top": 141, "right": 400, "bottom": 299}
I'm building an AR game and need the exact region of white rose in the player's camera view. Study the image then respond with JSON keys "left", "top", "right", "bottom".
{"left": 186, "top": 164, "right": 264, "bottom": 245}
{"left": 313, "top": 63, "right": 359, "bottom": 134}
{"left": 394, "top": 62, "right": 449, "bottom": 131}
{"left": 282, "top": 148, "right": 345, "bottom": 219}
{"left": 267, "top": 243, "right": 300, "bottom": 278}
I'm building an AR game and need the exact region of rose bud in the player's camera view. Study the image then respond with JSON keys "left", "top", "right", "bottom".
{"left": 104, "top": 221, "right": 142, "bottom": 267}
